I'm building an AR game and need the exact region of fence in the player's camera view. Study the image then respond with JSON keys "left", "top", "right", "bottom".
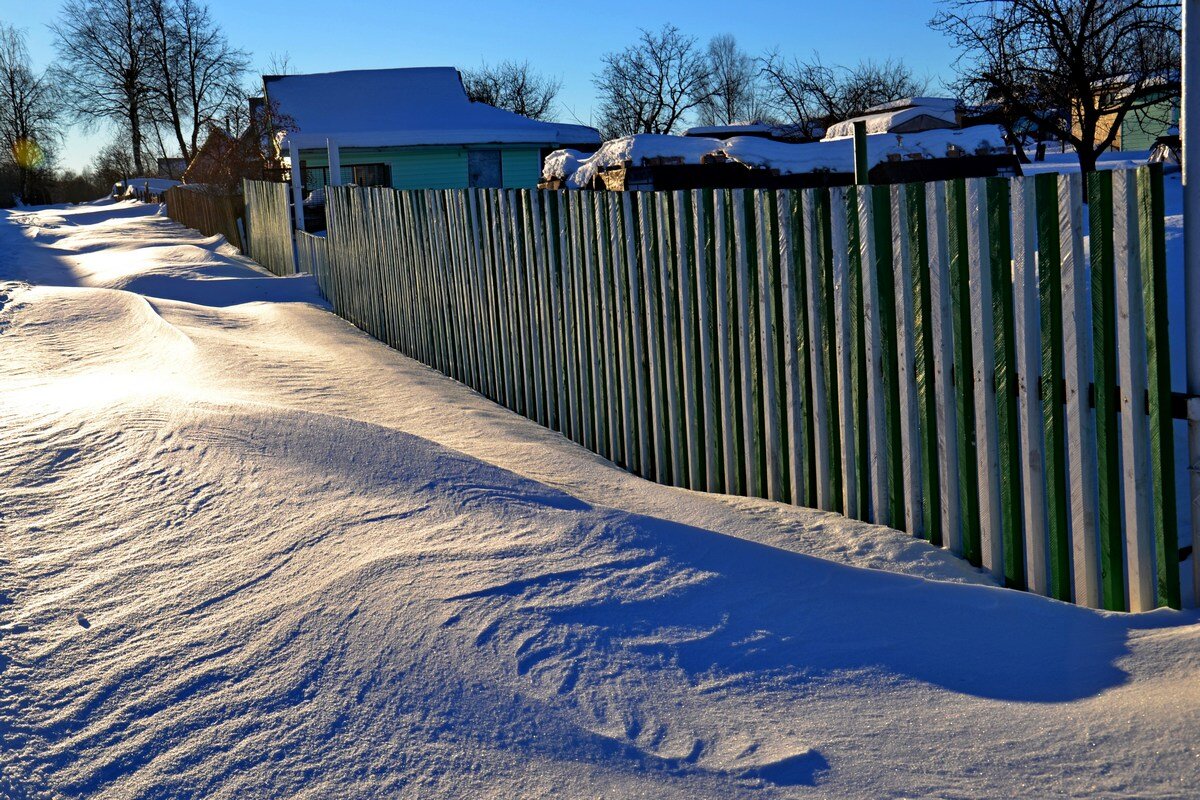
{"left": 243, "top": 179, "right": 295, "bottom": 276}
{"left": 244, "top": 169, "right": 1183, "bottom": 612}
{"left": 163, "top": 186, "right": 244, "bottom": 250}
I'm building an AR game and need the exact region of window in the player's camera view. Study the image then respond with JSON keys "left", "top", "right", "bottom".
{"left": 349, "top": 163, "right": 391, "bottom": 187}
{"left": 468, "top": 150, "right": 503, "bottom": 188}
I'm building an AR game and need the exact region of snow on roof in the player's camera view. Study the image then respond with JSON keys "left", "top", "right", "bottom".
{"left": 823, "top": 105, "right": 958, "bottom": 141}
{"left": 544, "top": 127, "right": 1009, "bottom": 188}
{"left": 863, "top": 96, "right": 960, "bottom": 115}
{"left": 266, "top": 67, "right": 601, "bottom": 150}
{"left": 684, "top": 121, "right": 777, "bottom": 137}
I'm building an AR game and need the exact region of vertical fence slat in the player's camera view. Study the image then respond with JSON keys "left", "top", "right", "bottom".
{"left": 890, "top": 184, "right": 924, "bottom": 537}
{"left": 1059, "top": 172, "right": 1102, "bottom": 608}
{"left": 1011, "top": 177, "right": 1050, "bottom": 596}
{"left": 1115, "top": 168, "right": 1155, "bottom": 612}
{"left": 1138, "top": 164, "right": 1181, "bottom": 610}
{"left": 858, "top": 186, "right": 890, "bottom": 525}
{"left": 802, "top": 189, "right": 833, "bottom": 510}
{"left": 714, "top": 190, "right": 741, "bottom": 494}
{"left": 830, "top": 187, "right": 859, "bottom": 519}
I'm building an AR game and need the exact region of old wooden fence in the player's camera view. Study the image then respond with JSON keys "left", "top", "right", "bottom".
{"left": 243, "top": 179, "right": 295, "bottom": 276}
{"left": 245, "top": 168, "right": 1183, "bottom": 612}
{"left": 163, "top": 186, "right": 244, "bottom": 250}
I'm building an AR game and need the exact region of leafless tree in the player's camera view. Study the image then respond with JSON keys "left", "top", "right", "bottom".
{"left": 931, "top": 0, "right": 1180, "bottom": 173}
{"left": 51, "top": 0, "right": 155, "bottom": 174}
{"left": 760, "top": 52, "right": 928, "bottom": 138}
{"left": 594, "top": 24, "right": 713, "bottom": 138}
{"left": 264, "top": 51, "right": 294, "bottom": 76}
{"left": 0, "top": 23, "right": 62, "bottom": 203}
{"left": 695, "top": 34, "right": 765, "bottom": 127}
{"left": 146, "top": 0, "right": 248, "bottom": 162}
{"left": 462, "top": 60, "right": 562, "bottom": 120}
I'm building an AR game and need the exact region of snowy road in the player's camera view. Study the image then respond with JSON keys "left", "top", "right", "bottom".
{"left": 1, "top": 199, "right": 1198, "bottom": 799}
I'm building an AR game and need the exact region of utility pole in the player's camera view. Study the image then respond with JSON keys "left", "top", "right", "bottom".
{"left": 1183, "top": 0, "right": 1200, "bottom": 607}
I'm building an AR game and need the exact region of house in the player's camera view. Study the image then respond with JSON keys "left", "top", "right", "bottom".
{"left": 264, "top": 67, "right": 600, "bottom": 201}
{"left": 823, "top": 97, "right": 961, "bottom": 141}
{"left": 541, "top": 127, "right": 1020, "bottom": 192}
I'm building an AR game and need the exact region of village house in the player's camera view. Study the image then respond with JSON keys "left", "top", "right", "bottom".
{"left": 263, "top": 67, "right": 600, "bottom": 202}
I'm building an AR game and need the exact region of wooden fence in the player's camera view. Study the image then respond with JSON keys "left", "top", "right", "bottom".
{"left": 245, "top": 169, "right": 1183, "bottom": 612}
{"left": 163, "top": 186, "right": 244, "bottom": 250}
{"left": 243, "top": 179, "right": 295, "bottom": 276}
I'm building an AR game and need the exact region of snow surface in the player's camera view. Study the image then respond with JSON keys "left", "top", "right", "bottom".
{"left": 545, "top": 127, "right": 1010, "bottom": 188}
{"left": 267, "top": 67, "right": 601, "bottom": 151}
{"left": 1, "top": 195, "right": 1199, "bottom": 799}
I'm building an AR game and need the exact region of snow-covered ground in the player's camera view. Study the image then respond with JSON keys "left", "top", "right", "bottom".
{"left": 1, "top": 193, "right": 1198, "bottom": 799}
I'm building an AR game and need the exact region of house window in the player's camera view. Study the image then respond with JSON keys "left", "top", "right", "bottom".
{"left": 468, "top": 150, "right": 503, "bottom": 188}
{"left": 300, "top": 165, "right": 328, "bottom": 194}
{"left": 350, "top": 163, "right": 391, "bottom": 187}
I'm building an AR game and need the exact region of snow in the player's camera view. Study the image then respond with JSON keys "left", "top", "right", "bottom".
{"left": 267, "top": 67, "right": 601, "bottom": 150}
{"left": 111, "top": 177, "right": 181, "bottom": 197}
{"left": 545, "top": 127, "right": 1010, "bottom": 188}
{"left": 823, "top": 105, "right": 958, "bottom": 141}
{"left": 1, "top": 195, "right": 1198, "bottom": 799}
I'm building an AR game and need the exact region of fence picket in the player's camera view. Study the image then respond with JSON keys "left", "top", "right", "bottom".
{"left": 891, "top": 185, "right": 924, "bottom": 537}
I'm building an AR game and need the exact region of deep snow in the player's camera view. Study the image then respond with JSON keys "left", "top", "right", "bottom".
{"left": 0, "top": 193, "right": 1198, "bottom": 799}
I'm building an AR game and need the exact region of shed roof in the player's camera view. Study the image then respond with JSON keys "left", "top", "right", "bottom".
{"left": 266, "top": 67, "right": 600, "bottom": 150}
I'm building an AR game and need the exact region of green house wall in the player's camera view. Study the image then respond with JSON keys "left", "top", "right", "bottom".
{"left": 300, "top": 145, "right": 544, "bottom": 190}
{"left": 1119, "top": 96, "right": 1178, "bottom": 152}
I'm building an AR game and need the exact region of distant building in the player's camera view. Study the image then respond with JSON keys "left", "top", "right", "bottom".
{"left": 264, "top": 67, "right": 600, "bottom": 196}
{"left": 156, "top": 157, "right": 188, "bottom": 180}
{"left": 1074, "top": 80, "right": 1179, "bottom": 152}
{"left": 823, "top": 97, "right": 961, "bottom": 141}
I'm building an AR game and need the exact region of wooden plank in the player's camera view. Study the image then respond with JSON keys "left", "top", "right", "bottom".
{"left": 1011, "top": 177, "right": 1050, "bottom": 596}
{"left": 890, "top": 184, "right": 924, "bottom": 536}
{"left": 612, "top": 193, "right": 636, "bottom": 470}
{"left": 641, "top": 192, "right": 669, "bottom": 483}
{"left": 1087, "top": 170, "right": 1125, "bottom": 609}
{"left": 870, "top": 187, "right": 902, "bottom": 526}
{"left": 624, "top": 192, "right": 651, "bottom": 477}
{"left": 1114, "top": 168, "right": 1155, "bottom": 611}
{"left": 856, "top": 186, "right": 889, "bottom": 525}
{"left": 1137, "top": 164, "right": 1181, "bottom": 609}
{"left": 965, "top": 178, "right": 1005, "bottom": 580}
{"left": 695, "top": 189, "right": 722, "bottom": 493}
{"left": 926, "top": 182, "right": 961, "bottom": 552}
{"left": 676, "top": 191, "right": 702, "bottom": 488}
{"left": 987, "top": 177, "right": 1026, "bottom": 589}
{"left": 907, "top": 182, "right": 943, "bottom": 545}
{"left": 1034, "top": 173, "right": 1073, "bottom": 601}
{"left": 756, "top": 191, "right": 785, "bottom": 500}
{"left": 780, "top": 190, "right": 809, "bottom": 507}
{"left": 818, "top": 191, "right": 844, "bottom": 513}
{"left": 714, "top": 190, "right": 741, "bottom": 494}
{"left": 947, "top": 179, "right": 983, "bottom": 565}
{"left": 591, "top": 192, "right": 615, "bottom": 460}
{"left": 830, "top": 187, "right": 859, "bottom": 519}
{"left": 734, "top": 189, "right": 762, "bottom": 497}
{"left": 658, "top": 192, "right": 685, "bottom": 486}
{"left": 845, "top": 187, "right": 869, "bottom": 519}
{"left": 1058, "top": 172, "right": 1102, "bottom": 608}
{"left": 802, "top": 189, "right": 832, "bottom": 510}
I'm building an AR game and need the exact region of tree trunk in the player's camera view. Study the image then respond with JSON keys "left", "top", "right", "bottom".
{"left": 130, "top": 101, "right": 145, "bottom": 176}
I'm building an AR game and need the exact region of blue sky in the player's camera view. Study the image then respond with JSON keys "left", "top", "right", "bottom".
{"left": 2, "top": 0, "right": 959, "bottom": 170}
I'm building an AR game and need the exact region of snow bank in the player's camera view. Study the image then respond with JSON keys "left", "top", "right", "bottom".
{"left": 1, "top": 198, "right": 1197, "bottom": 799}
{"left": 112, "top": 177, "right": 181, "bottom": 197}
{"left": 545, "top": 126, "right": 1010, "bottom": 188}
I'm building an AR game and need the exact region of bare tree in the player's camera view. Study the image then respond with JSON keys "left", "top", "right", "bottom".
{"left": 760, "top": 52, "right": 928, "bottom": 138}
{"left": 146, "top": 0, "right": 248, "bottom": 162}
{"left": 462, "top": 60, "right": 562, "bottom": 120}
{"left": 594, "top": 24, "right": 713, "bottom": 138}
{"left": 264, "top": 51, "right": 294, "bottom": 76}
{"left": 695, "top": 34, "right": 765, "bottom": 127}
{"left": 931, "top": 0, "right": 1180, "bottom": 173}
{"left": 51, "top": 0, "right": 155, "bottom": 174}
{"left": 0, "top": 24, "right": 62, "bottom": 203}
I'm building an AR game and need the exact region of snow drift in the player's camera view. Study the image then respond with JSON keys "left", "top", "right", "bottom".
{"left": 1, "top": 197, "right": 1198, "bottom": 799}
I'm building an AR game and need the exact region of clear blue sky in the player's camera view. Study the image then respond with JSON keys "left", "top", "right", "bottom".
{"left": 1, "top": 0, "right": 959, "bottom": 171}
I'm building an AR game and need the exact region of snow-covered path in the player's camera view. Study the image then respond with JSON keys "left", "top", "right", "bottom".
{"left": 1, "top": 200, "right": 1198, "bottom": 799}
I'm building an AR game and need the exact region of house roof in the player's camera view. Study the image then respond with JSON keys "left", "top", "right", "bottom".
{"left": 823, "top": 104, "right": 958, "bottom": 141}
{"left": 265, "top": 67, "right": 600, "bottom": 150}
